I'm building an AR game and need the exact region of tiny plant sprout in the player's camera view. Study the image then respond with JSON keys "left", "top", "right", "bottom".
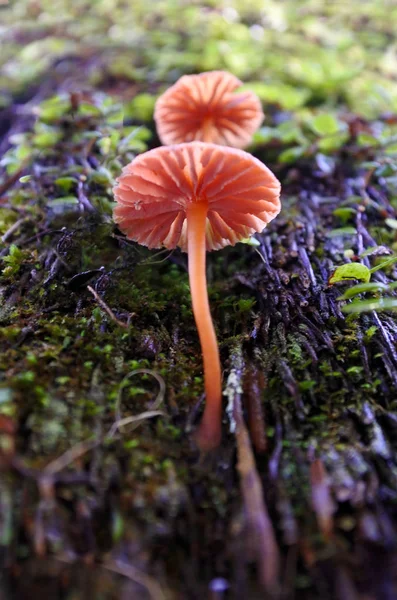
{"left": 154, "top": 71, "right": 264, "bottom": 148}
{"left": 113, "top": 142, "right": 281, "bottom": 451}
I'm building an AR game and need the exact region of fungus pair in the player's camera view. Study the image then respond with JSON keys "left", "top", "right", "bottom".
{"left": 113, "top": 72, "right": 281, "bottom": 450}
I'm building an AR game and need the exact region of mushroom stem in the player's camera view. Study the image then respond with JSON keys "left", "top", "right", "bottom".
{"left": 202, "top": 117, "right": 214, "bottom": 143}
{"left": 186, "top": 202, "right": 222, "bottom": 451}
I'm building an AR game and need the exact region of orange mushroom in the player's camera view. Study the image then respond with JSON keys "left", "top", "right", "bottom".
{"left": 154, "top": 71, "right": 264, "bottom": 148}
{"left": 113, "top": 142, "right": 281, "bottom": 450}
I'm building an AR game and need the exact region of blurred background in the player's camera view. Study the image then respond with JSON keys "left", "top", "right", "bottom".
{"left": 1, "top": 0, "right": 397, "bottom": 118}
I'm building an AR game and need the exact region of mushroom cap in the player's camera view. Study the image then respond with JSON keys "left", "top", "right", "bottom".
{"left": 154, "top": 71, "right": 264, "bottom": 149}
{"left": 113, "top": 142, "right": 281, "bottom": 252}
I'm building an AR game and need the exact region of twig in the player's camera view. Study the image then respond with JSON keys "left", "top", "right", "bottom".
{"left": 54, "top": 554, "right": 167, "bottom": 600}
{"left": 43, "top": 439, "right": 99, "bottom": 476}
{"left": 1, "top": 217, "right": 27, "bottom": 242}
{"left": 310, "top": 458, "right": 335, "bottom": 539}
{"left": 21, "top": 227, "right": 66, "bottom": 246}
{"left": 87, "top": 285, "right": 129, "bottom": 328}
{"left": 107, "top": 410, "right": 165, "bottom": 439}
{"left": 0, "top": 166, "right": 26, "bottom": 196}
{"left": 140, "top": 248, "right": 175, "bottom": 265}
{"left": 43, "top": 409, "right": 164, "bottom": 477}
{"left": 226, "top": 345, "right": 280, "bottom": 593}
{"left": 77, "top": 180, "right": 96, "bottom": 212}
{"left": 244, "top": 363, "right": 267, "bottom": 453}
{"left": 103, "top": 559, "right": 167, "bottom": 600}
{"left": 254, "top": 246, "right": 268, "bottom": 266}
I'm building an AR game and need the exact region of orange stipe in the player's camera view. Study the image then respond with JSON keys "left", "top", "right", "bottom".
{"left": 154, "top": 71, "right": 264, "bottom": 149}
{"left": 113, "top": 142, "right": 281, "bottom": 450}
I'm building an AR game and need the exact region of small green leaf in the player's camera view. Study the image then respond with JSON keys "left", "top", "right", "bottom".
{"left": 299, "top": 380, "right": 316, "bottom": 391}
{"left": 55, "top": 177, "right": 77, "bottom": 192}
{"left": 127, "top": 94, "right": 156, "bottom": 121}
{"left": 2, "top": 244, "right": 26, "bottom": 276}
{"left": 277, "top": 121, "right": 306, "bottom": 144}
{"left": 342, "top": 297, "right": 397, "bottom": 314}
{"left": 309, "top": 114, "right": 341, "bottom": 136}
{"left": 118, "top": 127, "right": 151, "bottom": 153}
{"left": 318, "top": 131, "right": 349, "bottom": 152}
{"left": 240, "top": 82, "right": 310, "bottom": 110}
{"left": 240, "top": 236, "right": 260, "bottom": 247}
{"left": 89, "top": 167, "right": 114, "bottom": 186}
{"left": 333, "top": 207, "right": 356, "bottom": 222}
{"left": 360, "top": 246, "right": 391, "bottom": 258}
{"left": 385, "top": 218, "right": 397, "bottom": 230}
{"left": 34, "top": 130, "right": 62, "bottom": 148}
{"left": 19, "top": 175, "right": 31, "bottom": 183}
{"left": 37, "top": 96, "right": 71, "bottom": 122}
{"left": 329, "top": 263, "right": 371, "bottom": 285}
{"left": 339, "top": 282, "right": 388, "bottom": 299}
{"left": 346, "top": 366, "right": 363, "bottom": 375}
{"left": 77, "top": 102, "right": 102, "bottom": 117}
{"left": 385, "top": 142, "right": 397, "bottom": 155}
{"left": 369, "top": 255, "right": 397, "bottom": 274}
{"left": 236, "top": 299, "right": 256, "bottom": 312}
{"left": 98, "top": 137, "right": 112, "bottom": 155}
{"left": 3, "top": 244, "right": 23, "bottom": 263}
{"left": 48, "top": 196, "right": 79, "bottom": 207}
{"left": 279, "top": 146, "right": 306, "bottom": 164}
{"left": 326, "top": 227, "right": 357, "bottom": 238}
{"left": 357, "top": 133, "right": 381, "bottom": 147}
{"left": 252, "top": 127, "right": 279, "bottom": 144}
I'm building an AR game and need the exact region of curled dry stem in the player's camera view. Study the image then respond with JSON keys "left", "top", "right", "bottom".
{"left": 41, "top": 369, "right": 166, "bottom": 476}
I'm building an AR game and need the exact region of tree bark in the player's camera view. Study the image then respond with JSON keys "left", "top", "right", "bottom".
{"left": 1, "top": 80, "right": 397, "bottom": 600}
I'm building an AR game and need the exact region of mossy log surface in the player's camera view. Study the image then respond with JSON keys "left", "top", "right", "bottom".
{"left": 1, "top": 66, "right": 397, "bottom": 600}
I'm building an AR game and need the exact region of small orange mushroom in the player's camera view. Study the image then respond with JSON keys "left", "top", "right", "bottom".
{"left": 154, "top": 71, "right": 264, "bottom": 148}
{"left": 113, "top": 142, "right": 281, "bottom": 450}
